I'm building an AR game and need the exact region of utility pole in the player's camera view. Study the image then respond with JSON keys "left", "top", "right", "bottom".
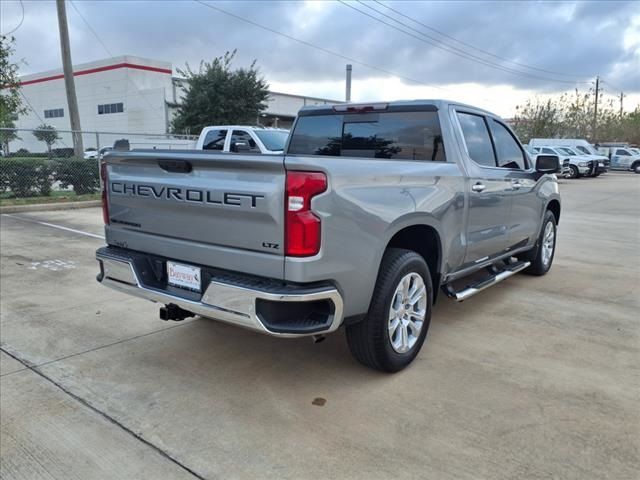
{"left": 619, "top": 91, "right": 624, "bottom": 118}
{"left": 592, "top": 75, "right": 599, "bottom": 142}
{"left": 56, "top": 0, "right": 83, "bottom": 157}
{"left": 345, "top": 64, "right": 352, "bottom": 102}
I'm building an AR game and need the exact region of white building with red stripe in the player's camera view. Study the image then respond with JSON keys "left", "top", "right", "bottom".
{"left": 13, "top": 55, "right": 340, "bottom": 153}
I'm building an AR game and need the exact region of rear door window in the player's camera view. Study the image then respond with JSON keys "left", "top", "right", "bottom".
{"left": 616, "top": 149, "right": 630, "bottom": 156}
{"left": 488, "top": 120, "right": 527, "bottom": 170}
{"left": 456, "top": 112, "right": 496, "bottom": 167}
{"left": 288, "top": 111, "right": 446, "bottom": 161}
{"left": 202, "top": 129, "right": 227, "bottom": 150}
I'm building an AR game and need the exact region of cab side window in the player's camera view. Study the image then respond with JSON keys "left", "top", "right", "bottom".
{"left": 489, "top": 120, "right": 527, "bottom": 170}
{"left": 541, "top": 148, "right": 555, "bottom": 155}
{"left": 230, "top": 130, "right": 259, "bottom": 153}
{"left": 456, "top": 112, "right": 496, "bottom": 167}
{"left": 203, "top": 129, "right": 227, "bottom": 150}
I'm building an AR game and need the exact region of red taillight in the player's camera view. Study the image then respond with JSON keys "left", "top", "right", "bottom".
{"left": 100, "top": 161, "right": 109, "bottom": 225}
{"left": 285, "top": 171, "right": 327, "bottom": 257}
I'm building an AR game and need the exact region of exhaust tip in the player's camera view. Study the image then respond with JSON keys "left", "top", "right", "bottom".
{"left": 312, "top": 334, "right": 326, "bottom": 344}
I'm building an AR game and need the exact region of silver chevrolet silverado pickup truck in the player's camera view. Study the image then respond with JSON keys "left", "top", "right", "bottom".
{"left": 96, "top": 100, "right": 561, "bottom": 372}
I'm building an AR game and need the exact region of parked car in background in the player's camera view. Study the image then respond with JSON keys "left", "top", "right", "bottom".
{"left": 84, "top": 146, "right": 113, "bottom": 160}
{"left": 531, "top": 138, "right": 599, "bottom": 156}
{"left": 557, "top": 146, "right": 608, "bottom": 175}
{"left": 598, "top": 146, "right": 640, "bottom": 173}
{"left": 530, "top": 146, "right": 595, "bottom": 178}
{"left": 195, "top": 126, "right": 289, "bottom": 154}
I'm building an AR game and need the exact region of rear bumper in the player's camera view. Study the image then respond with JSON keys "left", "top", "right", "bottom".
{"left": 96, "top": 247, "right": 343, "bottom": 337}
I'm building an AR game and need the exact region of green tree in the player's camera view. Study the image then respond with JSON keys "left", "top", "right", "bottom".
{"left": 619, "top": 108, "right": 640, "bottom": 145}
{"left": 171, "top": 51, "right": 269, "bottom": 134}
{"left": 513, "top": 88, "right": 634, "bottom": 144}
{"left": 1, "top": 35, "right": 27, "bottom": 155}
{"left": 512, "top": 97, "right": 565, "bottom": 142}
{"left": 33, "top": 124, "right": 61, "bottom": 157}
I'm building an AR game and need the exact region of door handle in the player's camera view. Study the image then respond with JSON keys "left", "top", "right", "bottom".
{"left": 512, "top": 181, "right": 523, "bottom": 189}
{"left": 471, "top": 183, "right": 486, "bottom": 192}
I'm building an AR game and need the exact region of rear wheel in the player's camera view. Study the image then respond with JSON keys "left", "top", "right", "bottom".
{"left": 633, "top": 162, "right": 640, "bottom": 174}
{"left": 568, "top": 165, "right": 579, "bottom": 179}
{"left": 346, "top": 248, "right": 432, "bottom": 372}
{"left": 520, "top": 210, "right": 557, "bottom": 276}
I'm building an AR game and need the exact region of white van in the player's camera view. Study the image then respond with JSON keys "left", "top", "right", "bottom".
{"left": 530, "top": 138, "right": 604, "bottom": 155}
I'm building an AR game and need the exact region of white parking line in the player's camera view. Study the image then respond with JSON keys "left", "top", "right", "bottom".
{"left": 1, "top": 214, "right": 105, "bottom": 240}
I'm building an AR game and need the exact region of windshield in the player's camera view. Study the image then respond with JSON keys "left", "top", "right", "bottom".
{"left": 575, "top": 145, "right": 597, "bottom": 155}
{"left": 254, "top": 130, "right": 289, "bottom": 151}
{"left": 557, "top": 147, "right": 576, "bottom": 156}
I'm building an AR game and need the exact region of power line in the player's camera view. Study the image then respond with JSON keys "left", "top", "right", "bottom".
{"left": 341, "top": 0, "right": 590, "bottom": 85}
{"left": 68, "top": 0, "right": 113, "bottom": 57}
{"left": 600, "top": 78, "right": 624, "bottom": 94}
{"left": 2, "top": 0, "right": 25, "bottom": 36}
{"left": 68, "top": 0, "right": 168, "bottom": 124}
{"left": 372, "top": 0, "right": 588, "bottom": 80}
{"left": 192, "top": 0, "right": 453, "bottom": 94}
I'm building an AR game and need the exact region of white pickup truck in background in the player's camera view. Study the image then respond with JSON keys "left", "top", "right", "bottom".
{"left": 195, "top": 125, "right": 289, "bottom": 154}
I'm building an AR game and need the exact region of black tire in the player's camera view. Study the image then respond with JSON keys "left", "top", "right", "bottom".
{"left": 520, "top": 210, "right": 557, "bottom": 276}
{"left": 568, "top": 165, "right": 579, "bottom": 179}
{"left": 346, "top": 248, "right": 433, "bottom": 372}
{"left": 633, "top": 162, "right": 640, "bottom": 174}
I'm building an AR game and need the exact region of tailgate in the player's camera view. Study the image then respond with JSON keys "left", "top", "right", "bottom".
{"left": 104, "top": 150, "right": 285, "bottom": 277}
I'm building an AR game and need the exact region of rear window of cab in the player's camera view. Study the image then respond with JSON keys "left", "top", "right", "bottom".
{"left": 288, "top": 111, "right": 446, "bottom": 161}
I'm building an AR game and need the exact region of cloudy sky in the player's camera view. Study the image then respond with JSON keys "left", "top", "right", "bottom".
{"left": 2, "top": 0, "right": 639, "bottom": 117}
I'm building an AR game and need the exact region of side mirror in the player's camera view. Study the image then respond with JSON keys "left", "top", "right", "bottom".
{"left": 536, "top": 155, "right": 560, "bottom": 174}
{"left": 231, "top": 141, "right": 251, "bottom": 153}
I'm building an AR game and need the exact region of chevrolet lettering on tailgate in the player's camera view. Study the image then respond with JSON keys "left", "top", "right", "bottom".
{"left": 110, "top": 182, "right": 265, "bottom": 208}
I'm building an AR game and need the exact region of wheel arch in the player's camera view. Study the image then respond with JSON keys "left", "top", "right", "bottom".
{"left": 546, "top": 199, "right": 561, "bottom": 225}
{"left": 383, "top": 223, "right": 443, "bottom": 302}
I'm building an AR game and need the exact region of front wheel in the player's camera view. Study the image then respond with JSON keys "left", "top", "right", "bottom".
{"left": 568, "top": 165, "right": 579, "bottom": 179}
{"left": 633, "top": 162, "right": 640, "bottom": 174}
{"left": 520, "top": 210, "right": 557, "bottom": 276}
{"left": 346, "top": 248, "right": 432, "bottom": 372}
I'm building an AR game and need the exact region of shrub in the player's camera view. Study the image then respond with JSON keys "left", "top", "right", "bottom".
{"left": 0, "top": 157, "right": 53, "bottom": 197}
{"left": 54, "top": 158, "right": 100, "bottom": 194}
{"left": 8, "top": 151, "right": 48, "bottom": 158}
{"left": 52, "top": 147, "right": 74, "bottom": 158}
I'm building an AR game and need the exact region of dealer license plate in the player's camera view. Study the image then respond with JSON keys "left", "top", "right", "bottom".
{"left": 167, "top": 261, "right": 201, "bottom": 292}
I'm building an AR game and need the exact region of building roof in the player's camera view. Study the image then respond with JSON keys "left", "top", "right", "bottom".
{"left": 19, "top": 55, "right": 172, "bottom": 86}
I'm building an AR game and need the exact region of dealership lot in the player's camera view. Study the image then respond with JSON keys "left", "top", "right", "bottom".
{"left": 1, "top": 173, "right": 638, "bottom": 479}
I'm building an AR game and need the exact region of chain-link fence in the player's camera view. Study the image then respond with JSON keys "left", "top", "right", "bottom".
{"left": 0, "top": 128, "right": 197, "bottom": 203}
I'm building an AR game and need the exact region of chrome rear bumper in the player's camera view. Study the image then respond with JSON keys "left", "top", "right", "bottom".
{"left": 96, "top": 249, "right": 343, "bottom": 338}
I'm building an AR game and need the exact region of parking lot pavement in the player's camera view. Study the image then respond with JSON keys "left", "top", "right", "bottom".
{"left": 1, "top": 173, "right": 639, "bottom": 480}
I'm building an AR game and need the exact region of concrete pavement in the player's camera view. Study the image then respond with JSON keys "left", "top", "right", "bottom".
{"left": 1, "top": 173, "right": 638, "bottom": 479}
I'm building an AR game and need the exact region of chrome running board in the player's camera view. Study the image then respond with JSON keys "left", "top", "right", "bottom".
{"left": 444, "top": 260, "right": 531, "bottom": 302}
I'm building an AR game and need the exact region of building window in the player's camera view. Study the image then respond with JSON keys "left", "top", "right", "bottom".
{"left": 44, "top": 108, "right": 64, "bottom": 118}
{"left": 97, "top": 103, "right": 124, "bottom": 115}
